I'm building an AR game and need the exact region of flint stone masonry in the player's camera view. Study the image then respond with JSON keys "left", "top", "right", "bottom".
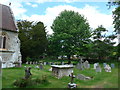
{"left": 51, "top": 65, "right": 74, "bottom": 79}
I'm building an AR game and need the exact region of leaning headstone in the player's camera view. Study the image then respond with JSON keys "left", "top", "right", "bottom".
{"left": 25, "top": 67, "right": 32, "bottom": 79}
{"left": 96, "top": 65, "right": 102, "bottom": 72}
{"left": 111, "top": 63, "right": 115, "bottom": 68}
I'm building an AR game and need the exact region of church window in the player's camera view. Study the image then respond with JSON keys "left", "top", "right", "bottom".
{"left": 0, "top": 35, "right": 6, "bottom": 49}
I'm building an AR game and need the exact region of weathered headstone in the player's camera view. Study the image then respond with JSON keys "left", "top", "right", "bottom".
{"left": 104, "top": 64, "right": 111, "bottom": 72}
{"left": 26, "top": 61, "right": 28, "bottom": 64}
{"left": 94, "top": 63, "right": 98, "bottom": 69}
{"left": 88, "top": 64, "right": 90, "bottom": 69}
{"left": 49, "top": 67, "right": 52, "bottom": 71}
{"left": 62, "top": 62, "right": 64, "bottom": 65}
{"left": 76, "top": 74, "right": 92, "bottom": 80}
{"left": 96, "top": 65, "right": 102, "bottom": 72}
{"left": 35, "top": 65, "right": 39, "bottom": 69}
{"left": 30, "top": 61, "right": 32, "bottom": 65}
{"left": 25, "top": 67, "right": 32, "bottom": 79}
{"left": 76, "top": 59, "right": 84, "bottom": 70}
{"left": 35, "top": 61, "right": 38, "bottom": 64}
{"left": 39, "top": 63, "right": 43, "bottom": 70}
{"left": 84, "top": 60, "right": 89, "bottom": 69}
{"left": 111, "top": 63, "right": 115, "bottom": 68}
{"left": 43, "top": 62, "right": 46, "bottom": 65}
{"left": 103, "top": 63, "right": 107, "bottom": 67}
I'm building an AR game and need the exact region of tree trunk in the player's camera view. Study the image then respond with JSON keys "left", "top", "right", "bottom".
{"left": 67, "top": 55, "right": 71, "bottom": 64}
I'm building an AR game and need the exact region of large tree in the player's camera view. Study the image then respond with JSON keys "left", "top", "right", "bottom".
{"left": 51, "top": 10, "right": 91, "bottom": 61}
{"left": 17, "top": 20, "right": 48, "bottom": 62}
{"left": 91, "top": 25, "right": 116, "bottom": 60}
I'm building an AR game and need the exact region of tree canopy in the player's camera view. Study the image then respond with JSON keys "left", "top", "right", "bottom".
{"left": 50, "top": 10, "right": 91, "bottom": 60}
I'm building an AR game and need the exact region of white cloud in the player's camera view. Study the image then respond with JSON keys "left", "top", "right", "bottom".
{"left": 32, "top": 4, "right": 38, "bottom": 7}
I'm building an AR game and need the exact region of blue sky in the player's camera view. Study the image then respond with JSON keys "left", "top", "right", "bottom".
{"left": 0, "top": 0, "right": 118, "bottom": 45}
{"left": 23, "top": 2, "right": 113, "bottom": 16}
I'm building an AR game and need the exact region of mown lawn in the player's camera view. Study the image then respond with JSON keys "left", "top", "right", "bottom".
{"left": 2, "top": 62, "right": 118, "bottom": 88}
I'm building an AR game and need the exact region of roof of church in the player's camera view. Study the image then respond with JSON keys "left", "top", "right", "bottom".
{"left": 0, "top": 4, "right": 18, "bottom": 32}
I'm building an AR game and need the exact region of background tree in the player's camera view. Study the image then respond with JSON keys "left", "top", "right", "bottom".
{"left": 51, "top": 10, "right": 91, "bottom": 62}
{"left": 17, "top": 20, "right": 48, "bottom": 62}
{"left": 107, "top": 0, "right": 120, "bottom": 59}
{"left": 91, "top": 25, "right": 116, "bottom": 61}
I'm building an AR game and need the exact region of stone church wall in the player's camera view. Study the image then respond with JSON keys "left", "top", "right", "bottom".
{"left": 0, "top": 29, "right": 22, "bottom": 68}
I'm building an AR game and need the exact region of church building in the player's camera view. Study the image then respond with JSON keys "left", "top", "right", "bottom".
{"left": 0, "top": 4, "right": 22, "bottom": 68}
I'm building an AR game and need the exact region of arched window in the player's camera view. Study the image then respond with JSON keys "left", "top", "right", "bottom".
{"left": 0, "top": 35, "right": 6, "bottom": 49}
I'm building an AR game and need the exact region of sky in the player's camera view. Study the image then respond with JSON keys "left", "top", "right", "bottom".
{"left": 0, "top": 0, "right": 118, "bottom": 45}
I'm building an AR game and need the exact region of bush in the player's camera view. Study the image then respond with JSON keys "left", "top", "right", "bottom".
{"left": 13, "top": 75, "right": 49, "bottom": 87}
{"left": 13, "top": 78, "right": 31, "bottom": 87}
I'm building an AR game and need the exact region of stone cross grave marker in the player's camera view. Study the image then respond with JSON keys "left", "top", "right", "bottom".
{"left": 68, "top": 72, "right": 77, "bottom": 88}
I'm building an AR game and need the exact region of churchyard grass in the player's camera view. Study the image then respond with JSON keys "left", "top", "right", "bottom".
{"left": 2, "top": 62, "right": 118, "bottom": 88}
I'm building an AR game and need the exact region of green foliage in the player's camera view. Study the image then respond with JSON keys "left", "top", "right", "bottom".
{"left": 13, "top": 75, "right": 49, "bottom": 88}
{"left": 90, "top": 25, "right": 116, "bottom": 60}
{"left": 17, "top": 20, "right": 48, "bottom": 62}
{"left": 50, "top": 10, "right": 91, "bottom": 59}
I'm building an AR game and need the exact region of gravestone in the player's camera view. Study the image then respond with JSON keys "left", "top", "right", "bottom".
{"left": 84, "top": 61, "right": 89, "bottom": 69}
{"left": 35, "top": 61, "right": 38, "bottom": 64}
{"left": 44, "top": 62, "right": 46, "bottom": 65}
{"left": 104, "top": 64, "right": 111, "bottom": 72}
{"left": 76, "top": 74, "right": 92, "bottom": 80}
{"left": 88, "top": 64, "right": 90, "bottom": 69}
{"left": 94, "top": 63, "right": 98, "bottom": 69}
{"left": 35, "top": 65, "right": 39, "bottom": 69}
{"left": 111, "top": 63, "right": 115, "bottom": 68}
{"left": 68, "top": 73, "right": 77, "bottom": 88}
{"left": 49, "top": 67, "right": 52, "bottom": 71}
{"left": 25, "top": 67, "right": 32, "bottom": 79}
{"left": 76, "top": 59, "right": 84, "bottom": 70}
{"left": 39, "top": 63, "right": 43, "bottom": 70}
{"left": 30, "top": 61, "right": 32, "bottom": 65}
{"left": 26, "top": 61, "right": 28, "bottom": 64}
{"left": 46, "top": 62, "right": 49, "bottom": 65}
{"left": 103, "top": 63, "right": 107, "bottom": 67}
{"left": 96, "top": 65, "right": 102, "bottom": 72}
{"left": 62, "top": 62, "right": 64, "bottom": 65}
